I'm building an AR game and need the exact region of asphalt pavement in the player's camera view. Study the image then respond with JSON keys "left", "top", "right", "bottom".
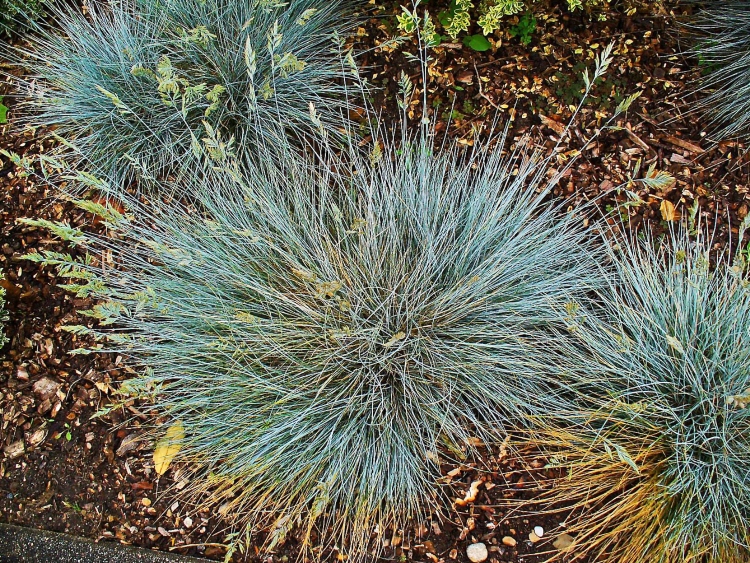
{"left": 0, "top": 523, "right": 212, "bottom": 563}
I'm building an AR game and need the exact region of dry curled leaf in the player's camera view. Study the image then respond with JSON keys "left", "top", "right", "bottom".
{"left": 454, "top": 479, "right": 482, "bottom": 506}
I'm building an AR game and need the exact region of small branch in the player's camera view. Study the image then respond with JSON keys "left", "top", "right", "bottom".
{"left": 474, "top": 63, "right": 501, "bottom": 111}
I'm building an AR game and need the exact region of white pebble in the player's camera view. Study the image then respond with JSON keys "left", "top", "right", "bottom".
{"left": 466, "top": 542, "right": 488, "bottom": 563}
{"left": 534, "top": 526, "right": 544, "bottom": 538}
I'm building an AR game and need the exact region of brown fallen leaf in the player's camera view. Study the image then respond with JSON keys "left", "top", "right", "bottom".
{"left": 131, "top": 481, "right": 154, "bottom": 491}
{"left": 660, "top": 200, "right": 678, "bottom": 221}
{"left": 456, "top": 70, "right": 474, "bottom": 84}
{"left": 553, "top": 533, "right": 575, "bottom": 551}
{"left": 116, "top": 433, "right": 142, "bottom": 457}
{"left": 540, "top": 114, "right": 565, "bottom": 136}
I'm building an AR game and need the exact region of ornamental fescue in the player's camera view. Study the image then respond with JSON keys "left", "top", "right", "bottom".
{"left": 28, "top": 128, "right": 602, "bottom": 557}
{"left": 684, "top": 0, "right": 750, "bottom": 141}
{"left": 13, "top": 0, "right": 352, "bottom": 180}
{"left": 532, "top": 227, "right": 750, "bottom": 563}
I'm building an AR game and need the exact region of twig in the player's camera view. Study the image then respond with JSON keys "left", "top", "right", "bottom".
{"left": 474, "top": 63, "right": 501, "bottom": 111}
{"left": 625, "top": 128, "right": 651, "bottom": 152}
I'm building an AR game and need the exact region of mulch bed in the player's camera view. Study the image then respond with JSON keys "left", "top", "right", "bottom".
{"left": 1, "top": 1, "right": 748, "bottom": 562}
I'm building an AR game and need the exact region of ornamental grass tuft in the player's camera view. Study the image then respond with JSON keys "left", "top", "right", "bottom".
{"left": 13, "top": 0, "right": 352, "bottom": 180}
{"left": 530, "top": 227, "right": 750, "bottom": 563}
{"left": 0, "top": 269, "right": 7, "bottom": 349}
{"left": 684, "top": 0, "right": 750, "bottom": 141}
{"left": 27, "top": 126, "right": 603, "bottom": 557}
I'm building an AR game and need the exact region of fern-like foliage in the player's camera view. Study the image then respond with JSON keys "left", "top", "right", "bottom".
{"left": 12, "top": 0, "right": 353, "bottom": 181}
{"left": 533, "top": 228, "right": 750, "bottom": 563}
{"left": 684, "top": 0, "right": 750, "bottom": 141}
{"left": 31, "top": 124, "right": 603, "bottom": 557}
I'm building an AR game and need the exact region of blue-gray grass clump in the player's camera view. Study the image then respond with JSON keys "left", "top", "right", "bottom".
{"left": 28, "top": 128, "right": 602, "bottom": 556}
{"left": 685, "top": 0, "right": 750, "bottom": 141}
{"left": 14, "top": 0, "right": 352, "bottom": 180}
{"left": 0, "top": 269, "right": 7, "bottom": 349}
{"left": 534, "top": 227, "right": 750, "bottom": 563}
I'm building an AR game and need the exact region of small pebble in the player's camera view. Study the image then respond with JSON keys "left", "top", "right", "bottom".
{"left": 529, "top": 531, "right": 542, "bottom": 543}
{"left": 141, "top": 498, "right": 152, "bottom": 507}
{"left": 466, "top": 542, "right": 488, "bottom": 563}
{"left": 534, "top": 525, "right": 544, "bottom": 538}
{"left": 501, "top": 536, "right": 517, "bottom": 547}
{"left": 184, "top": 516, "right": 193, "bottom": 528}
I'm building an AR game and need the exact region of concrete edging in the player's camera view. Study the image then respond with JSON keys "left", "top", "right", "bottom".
{"left": 0, "top": 523, "right": 212, "bottom": 563}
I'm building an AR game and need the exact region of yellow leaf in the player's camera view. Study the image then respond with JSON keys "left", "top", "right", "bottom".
{"left": 660, "top": 200, "right": 677, "bottom": 221}
{"left": 153, "top": 421, "right": 184, "bottom": 475}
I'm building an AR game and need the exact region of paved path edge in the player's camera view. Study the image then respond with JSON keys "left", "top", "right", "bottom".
{"left": 0, "top": 523, "right": 212, "bottom": 563}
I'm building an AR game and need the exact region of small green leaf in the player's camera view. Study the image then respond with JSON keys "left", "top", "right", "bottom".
{"left": 0, "top": 100, "right": 8, "bottom": 124}
{"left": 65, "top": 431, "right": 72, "bottom": 441}
{"left": 613, "top": 443, "right": 640, "bottom": 474}
{"left": 463, "top": 34, "right": 492, "bottom": 52}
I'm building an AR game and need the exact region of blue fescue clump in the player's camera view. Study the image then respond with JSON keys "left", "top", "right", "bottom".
{"left": 26, "top": 124, "right": 603, "bottom": 556}
{"left": 685, "top": 0, "right": 750, "bottom": 141}
{"left": 14, "top": 0, "right": 352, "bottom": 180}
{"left": 536, "top": 227, "right": 750, "bottom": 563}
{"left": 0, "top": 269, "right": 7, "bottom": 349}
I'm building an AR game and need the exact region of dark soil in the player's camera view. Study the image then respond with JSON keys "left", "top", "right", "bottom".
{"left": 1, "top": 0, "right": 749, "bottom": 562}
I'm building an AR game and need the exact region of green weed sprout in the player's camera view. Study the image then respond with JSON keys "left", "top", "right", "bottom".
{"left": 531, "top": 226, "right": 750, "bottom": 563}
{"left": 12, "top": 0, "right": 352, "bottom": 181}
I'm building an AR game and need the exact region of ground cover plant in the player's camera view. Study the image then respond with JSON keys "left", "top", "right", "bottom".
{"left": 684, "top": 0, "right": 750, "bottom": 141}
{"left": 12, "top": 0, "right": 352, "bottom": 181}
{"left": 0, "top": 0, "right": 46, "bottom": 35}
{"left": 5, "top": 1, "right": 750, "bottom": 562}
{"left": 528, "top": 226, "right": 750, "bottom": 562}
{"left": 396, "top": 0, "right": 615, "bottom": 50}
